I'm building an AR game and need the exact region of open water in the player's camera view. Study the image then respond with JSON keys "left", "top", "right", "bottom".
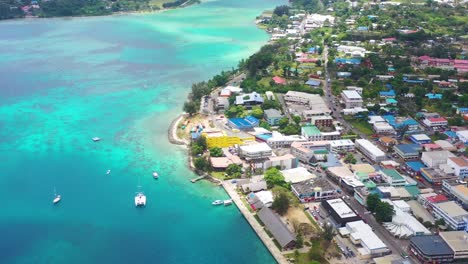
{"left": 0, "top": 0, "right": 284, "bottom": 263}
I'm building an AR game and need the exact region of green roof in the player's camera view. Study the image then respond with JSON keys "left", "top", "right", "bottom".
{"left": 314, "top": 149, "right": 329, "bottom": 154}
{"left": 405, "top": 185, "right": 421, "bottom": 197}
{"left": 302, "top": 125, "right": 321, "bottom": 136}
{"left": 364, "top": 180, "right": 377, "bottom": 189}
{"left": 386, "top": 98, "right": 398, "bottom": 104}
{"left": 382, "top": 169, "right": 404, "bottom": 180}
{"left": 356, "top": 172, "right": 369, "bottom": 181}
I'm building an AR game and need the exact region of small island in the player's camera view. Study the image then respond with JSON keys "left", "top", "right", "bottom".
{"left": 0, "top": 0, "right": 200, "bottom": 20}
{"left": 170, "top": 0, "right": 468, "bottom": 263}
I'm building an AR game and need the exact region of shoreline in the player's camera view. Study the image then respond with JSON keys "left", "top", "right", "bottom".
{"left": 167, "top": 114, "right": 189, "bottom": 146}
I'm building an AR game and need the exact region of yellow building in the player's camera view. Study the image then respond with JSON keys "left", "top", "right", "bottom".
{"left": 202, "top": 130, "right": 255, "bottom": 148}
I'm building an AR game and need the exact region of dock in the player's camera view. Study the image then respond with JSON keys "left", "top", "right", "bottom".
{"left": 190, "top": 175, "right": 206, "bottom": 183}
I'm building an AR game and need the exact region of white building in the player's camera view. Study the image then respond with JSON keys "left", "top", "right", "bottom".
{"left": 238, "top": 143, "right": 273, "bottom": 161}
{"left": 339, "top": 220, "right": 389, "bottom": 257}
{"left": 456, "top": 130, "right": 468, "bottom": 144}
{"left": 373, "top": 122, "right": 396, "bottom": 135}
{"left": 337, "top": 45, "right": 367, "bottom": 58}
{"left": 281, "top": 167, "right": 316, "bottom": 184}
{"left": 432, "top": 201, "right": 468, "bottom": 231}
{"left": 421, "top": 150, "right": 455, "bottom": 168}
{"left": 266, "top": 131, "right": 307, "bottom": 149}
{"left": 329, "top": 139, "right": 355, "bottom": 153}
{"left": 341, "top": 90, "right": 363, "bottom": 109}
{"left": 447, "top": 157, "right": 468, "bottom": 179}
{"left": 265, "top": 91, "right": 275, "bottom": 101}
{"left": 382, "top": 199, "right": 431, "bottom": 238}
{"left": 422, "top": 117, "right": 448, "bottom": 128}
{"left": 264, "top": 154, "right": 298, "bottom": 171}
{"left": 355, "top": 139, "right": 386, "bottom": 162}
{"left": 284, "top": 91, "right": 316, "bottom": 105}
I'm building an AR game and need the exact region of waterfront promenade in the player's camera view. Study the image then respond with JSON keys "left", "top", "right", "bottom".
{"left": 222, "top": 181, "right": 288, "bottom": 264}
{"left": 168, "top": 114, "right": 189, "bottom": 145}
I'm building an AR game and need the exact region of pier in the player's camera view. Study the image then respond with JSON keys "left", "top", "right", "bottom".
{"left": 190, "top": 175, "right": 206, "bottom": 183}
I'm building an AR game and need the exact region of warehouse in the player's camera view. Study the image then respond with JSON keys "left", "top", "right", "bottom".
{"left": 321, "top": 198, "right": 360, "bottom": 227}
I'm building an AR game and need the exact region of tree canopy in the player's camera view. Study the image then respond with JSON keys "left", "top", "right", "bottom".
{"left": 264, "top": 167, "right": 287, "bottom": 188}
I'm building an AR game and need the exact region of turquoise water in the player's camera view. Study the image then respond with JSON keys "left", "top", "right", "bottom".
{"left": 0, "top": 1, "right": 285, "bottom": 263}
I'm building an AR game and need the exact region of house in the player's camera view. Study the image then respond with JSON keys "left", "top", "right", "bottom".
{"left": 215, "top": 97, "right": 229, "bottom": 111}
{"left": 310, "top": 115, "right": 333, "bottom": 127}
{"left": 235, "top": 92, "right": 264, "bottom": 108}
{"left": 305, "top": 79, "right": 321, "bottom": 87}
{"left": 272, "top": 76, "right": 286, "bottom": 85}
{"left": 257, "top": 207, "right": 296, "bottom": 250}
{"left": 264, "top": 109, "right": 283, "bottom": 126}
{"left": 341, "top": 90, "right": 363, "bottom": 109}
{"left": 425, "top": 93, "right": 443, "bottom": 100}
{"left": 379, "top": 90, "right": 396, "bottom": 98}
{"left": 379, "top": 136, "right": 397, "bottom": 147}
{"left": 447, "top": 157, "right": 468, "bottom": 179}
{"left": 247, "top": 190, "right": 273, "bottom": 209}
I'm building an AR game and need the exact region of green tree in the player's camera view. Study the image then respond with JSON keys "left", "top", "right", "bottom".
{"left": 278, "top": 117, "right": 289, "bottom": 129}
{"left": 367, "top": 193, "right": 380, "bottom": 212}
{"left": 375, "top": 201, "right": 395, "bottom": 223}
{"left": 272, "top": 191, "right": 290, "bottom": 215}
{"left": 259, "top": 120, "right": 271, "bottom": 130}
{"left": 295, "top": 233, "right": 304, "bottom": 248}
{"left": 292, "top": 115, "right": 301, "bottom": 125}
{"left": 251, "top": 107, "right": 264, "bottom": 119}
{"left": 435, "top": 218, "right": 446, "bottom": 226}
{"left": 264, "top": 167, "right": 286, "bottom": 188}
{"left": 191, "top": 144, "right": 204, "bottom": 156}
{"left": 183, "top": 101, "right": 198, "bottom": 116}
{"left": 273, "top": 5, "right": 290, "bottom": 16}
{"left": 226, "top": 163, "right": 242, "bottom": 177}
{"left": 322, "top": 223, "right": 335, "bottom": 241}
{"left": 196, "top": 136, "right": 207, "bottom": 150}
{"left": 194, "top": 157, "right": 211, "bottom": 172}
{"left": 209, "top": 147, "right": 223, "bottom": 157}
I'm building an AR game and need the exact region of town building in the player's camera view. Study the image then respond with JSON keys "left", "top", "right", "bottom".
{"left": 382, "top": 199, "right": 431, "bottom": 238}
{"left": 263, "top": 154, "right": 298, "bottom": 171}
{"left": 355, "top": 139, "right": 386, "bottom": 163}
{"left": 257, "top": 207, "right": 296, "bottom": 250}
{"left": 291, "top": 177, "right": 340, "bottom": 202}
{"left": 442, "top": 180, "right": 468, "bottom": 210}
{"left": 321, "top": 198, "right": 360, "bottom": 227}
{"left": 423, "top": 117, "right": 448, "bottom": 128}
{"left": 447, "top": 157, "right": 468, "bottom": 179}
{"left": 329, "top": 139, "right": 355, "bottom": 153}
{"left": 247, "top": 190, "right": 273, "bottom": 209}
{"left": 202, "top": 130, "right": 255, "bottom": 148}
{"left": 373, "top": 122, "right": 396, "bottom": 135}
{"left": 310, "top": 115, "right": 333, "bottom": 127}
{"left": 432, "top": 201, "right": 468, "bottom": 231}
{"left": 394, "top": 144, "right": 422, "bottom": 160}
{"left": 439, "top": 231, "right": 468, "bottom": 261}
{"left": 381, "top": 169, "right": 406, "bottom": 187}
{"left": 241, "top": 180, "right": 267, "bottom": 193}
{"left": 264, "top": 109, "right": 284, "bottom": 126}
{"left": 339, "top": 220, "right": 389, "bottom": 258}
{"left": 266, "top": 131, "right": 306, "bottom": 149}
{"left": 456, "top": 130, "right": 468, "bottom": 144}
{"left": 379, "top": 136, "right": 397, "bottom": 147}
{"left": 421, "top": 151, "right": 455, "bottom": 168}
{"left": 341, "top": 90, "right": 363, "bottom": 109}
{"left": 420, "top": 167, "right": 457, "bottom": 185}
{"left": 409, "top": 134, "right": 432, "bottom": 145}
{"left": 215, "top": 97, "right": 229, "bottom": 111}
{"left": 434, "top": 140, "right": 457, "bottom": 152}
{"left": 281, "top": 167, "right": 316, "bottom": 184}
{"left": 238, "top": 143, "right": 273, "bottom": 161}
{"left": 291, "top": 141, "right": 330, "bottom": 163}
{"left": 404, "top": 161, "right": 426, "bottom": 176}
{"left": 228, "top": 116, "right": 259, "bottom": 130}
{"left": 382, "top": 115, "right": 420, "bottom": 132}
{"left": 301, "top": 125, "right": 340, "bottom": 141}
{"left": 409, "top": 235, "right": 454, "bottom": 263}
{"left": 235, "top": 92, "right": 264, "bottom": 108}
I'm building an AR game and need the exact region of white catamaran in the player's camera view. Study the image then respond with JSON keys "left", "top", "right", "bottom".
{"left": 53, "top": 187, "right": 61, "bottom": 204}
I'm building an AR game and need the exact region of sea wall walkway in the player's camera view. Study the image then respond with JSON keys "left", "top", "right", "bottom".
{"left": 168, "top": 114, "right": 188, "bottom": 145}
{"left": 222, "top": 181, "right": 288, "bottom": 264}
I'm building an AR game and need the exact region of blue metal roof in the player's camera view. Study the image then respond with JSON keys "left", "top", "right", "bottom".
{"left": 335, "top": 58, "right": 361, "bottom": 65}
{"left": 395, "top": 144, "right": 421, "bottom": 154}
{"left": 425, "top": 93, "right": 442, "bottom": 99}
{"left": 406, "top": 161, "right": 426, "bottom": 172}
{"left": 305, "top": 79, "right": 321, "bottom": 86}
{"left": 380, "top": 90, "right": 395, "bottom": 97}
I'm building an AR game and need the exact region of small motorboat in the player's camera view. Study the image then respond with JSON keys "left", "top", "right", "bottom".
{"left": 152, "top": 172, "right": 159, "bottom": 179}
{"left": 106, "top": 170, "right": 111, "bottom": 175}
{"left": 53, "top": 195, "right": 61, "bottom": 204}
{"left": 135, "top": 192, "right": 146, "bottom": 207}
{"left": 212, "top": 200, "right": 223, "bottom": 205}
{"left": 92, "top": 137, "right": 101, "bottom": 142}
{"left": 223, "top": 199, "right": 233, "bottom": 206}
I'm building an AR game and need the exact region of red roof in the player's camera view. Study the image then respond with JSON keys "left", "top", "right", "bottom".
{"left": 428, "top": 117, "right": 447, "bottom": 122}
{"left": 272, "top": 76, "right": 286, "bottom": 85}
{"left": 454, "top": 59, "right": 468, "bottom": 65}
{"left": 419, "top": 55, "right": 431, "bottom": 61}
{"left": 422, "top": 143, "right": 441, "bottom": 149}
{"left": 427, "top": 194, "right": 448, "bottom": 203}
{"left": 382, "top": 37, "right": 396, "bottom": 41}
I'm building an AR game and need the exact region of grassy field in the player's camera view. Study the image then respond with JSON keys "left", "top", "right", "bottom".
{"left": 346, "top": 118, "right": 374, "bottom": 136}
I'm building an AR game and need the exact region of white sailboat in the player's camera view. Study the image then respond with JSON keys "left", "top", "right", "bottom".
{"left": 152, "top": 171, "right": 159, "bottom": 179}
{"left": 53, "top": 187, "right": 61, "bottom": 204}
{"left": 134, "top": 176, "right": 146, "bottom": 207}
{"left": 106, "top": 169, "right": 111, "bottom": 175}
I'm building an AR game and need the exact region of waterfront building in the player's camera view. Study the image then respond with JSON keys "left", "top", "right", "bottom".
{"left": 339, "top": 220, "right": 389, "bottom": 258}
{"left": 238, "top": 143, "right": 272, "bottom": 161}
{"left": 257, "top": 207, "right": 296, "bottom": 250}
{"left": 264, "top": 109, "right": 284, "bottom": 126}
{"left": 247, "top": 190, "right": 273, "bottom": 210}
{"left": 241, "top": 180, "right": 267, "bottom": 193}
{"left": 409, "top": 235, "right": 454, "bottom": 263}
{"left": 355, "top": 139, "right": 386, "bottom": 163}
